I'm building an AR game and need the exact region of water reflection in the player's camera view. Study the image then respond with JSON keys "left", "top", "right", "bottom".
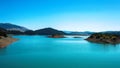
{"left": 87, "top": 42, "right": 120, "bottom": 52}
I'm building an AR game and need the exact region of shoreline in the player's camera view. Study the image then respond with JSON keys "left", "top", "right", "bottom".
{"left": 0, "top": 37, "right": 18, "bottom": 48}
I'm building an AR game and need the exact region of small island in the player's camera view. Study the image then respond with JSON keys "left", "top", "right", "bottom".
{"left": 86, "top": 33, "right": 120, "bottom": 44}
{"left": 0, "top": 28, "right": 18, "bottom": 48}
{"left": 48, "top": 34, "right": 65, "bottom": 38}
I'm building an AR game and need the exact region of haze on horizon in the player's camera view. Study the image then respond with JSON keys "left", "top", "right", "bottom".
{"left": 0, "top": 0, "right": 120, "bottom": 32}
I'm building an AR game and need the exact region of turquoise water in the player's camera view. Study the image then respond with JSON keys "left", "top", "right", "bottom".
{"left": 0, "top": 36, "right": 120, "bottom": 68}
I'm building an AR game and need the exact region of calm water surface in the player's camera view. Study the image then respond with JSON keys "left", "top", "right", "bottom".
{"left": 0, "top": 36, "right": 120, "bottom": 68}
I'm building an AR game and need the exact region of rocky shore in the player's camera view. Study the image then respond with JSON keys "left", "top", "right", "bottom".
{"left": 86, "top": 33, "right": 120, "bottom": 44}
{"left": 0, "top": 28, "right": 18, "bottom": 48}
{"left": 0, "top": 37, "right": 18, "bottom": 48}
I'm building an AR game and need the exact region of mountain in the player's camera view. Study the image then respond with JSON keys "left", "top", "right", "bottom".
{"left": 0, "top": 23, "right": 30, "bottom": 32}
{"left": 0, "top": 23, "right": 65, "bottom": 35}
{"left": 64, "top": 31, "right": 95, "bottom": 35}
{"left": 0, "top": 27, "right": 7, "bottom": 32}
{"left": 100, "top": 31, "right": 120, "bottom": 36}
{"left": 24, "top": 30, "right": 35, "bottom": 35}
{"left": 35, "top": 28, "right": 65, "bottom": 35}
{"left": 0, "top": 23, "right": 97, "bottom": 35}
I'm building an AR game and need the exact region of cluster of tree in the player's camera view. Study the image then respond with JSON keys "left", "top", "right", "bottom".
{"left": 86, "top": 33, "right": 120, "bottom": 44}
{"left": 0, "top": 28, "right": 8, "bottom": 37}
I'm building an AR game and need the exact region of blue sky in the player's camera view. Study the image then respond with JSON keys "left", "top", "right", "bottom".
{"left": 0, "top": 0, "right": 120, "bottom": 32}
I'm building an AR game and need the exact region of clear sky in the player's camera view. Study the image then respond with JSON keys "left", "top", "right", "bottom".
{"left": 0, "top": 0, "right": 120, "bottom": 32}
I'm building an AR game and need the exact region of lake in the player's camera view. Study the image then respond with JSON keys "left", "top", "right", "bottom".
{"left": 0, "top": 36, "right": 120, "bottom": 68}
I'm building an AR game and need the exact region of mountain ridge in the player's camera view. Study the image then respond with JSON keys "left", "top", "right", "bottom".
{"left": 0, "top": 23, "right": 120, "bottom": 35}
{"left": 0, "top": 23, "right": 30, "bottom": 32}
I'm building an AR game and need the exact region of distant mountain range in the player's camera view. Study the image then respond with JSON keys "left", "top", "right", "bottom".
{"left": 0, "top": 23, "right": 29, "bottom": 32}
{"left": 64, "top": 31, "right": 95, "bottom": 35}
{"left": 22, "top": 28, "right": 65, "bottom": 35}
{"left": 0, "top": 23, "right": 119, "bottom": 35}
{"left": 0, "top": 23, "right": 65, "bottom": 35}
{"left": 100, "top": 31, "right": 120, "bottom": 36}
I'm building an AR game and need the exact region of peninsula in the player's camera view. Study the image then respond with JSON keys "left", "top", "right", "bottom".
{"left": 0, "top": 28, "right": 18, "bottom": 48}
{"left": 86, "top": 33, "right": 120, "bottom": 44}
